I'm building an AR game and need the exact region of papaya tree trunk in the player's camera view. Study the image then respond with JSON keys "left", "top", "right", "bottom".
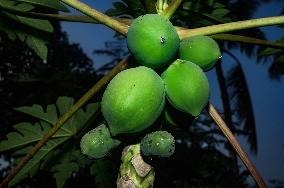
{"left": 117, "top": 144, "right": 155, "bottom": 188}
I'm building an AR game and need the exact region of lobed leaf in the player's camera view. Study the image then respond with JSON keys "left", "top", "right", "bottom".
{"left": 16, "top": 104, "right": 58, "bottom": 125}
{"left": 9, "top": 137, "right": 68, "bottom": 187}
{"left": 51, "top": 154, "right": 80, "bottom": 188}
{"left": 0, "top": 96, "right": 100, "bottom": 186}
{"left": 90, "top": 159, "right": 117, "bottom": 188}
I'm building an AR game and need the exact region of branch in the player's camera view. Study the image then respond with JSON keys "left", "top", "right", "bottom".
{"left": 0, "top": 4, "right": 133, "bottom": 25}
{"left": 207, "top": 103, "right": 267, "bottom": 188}
{"left": 211, "top": 34, "right": 284, "bottom": 50}
{"left": 160, "top": 0, "right": 183, "bottom": 19}
{"left": 0, "top": 57, "right": 129, "bottom": 188}
{"left": 178, "top": 15, "right": 284, "bottom": 39}
{"left": 60, "top": 0, "right": 128, "bottom": 35}
{"left": 3, "top": 4, "right": 284, "bottom": 50}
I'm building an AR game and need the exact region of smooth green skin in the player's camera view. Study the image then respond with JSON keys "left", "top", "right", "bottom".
{"left": 80, "top": 124, "right": 114, "bottom": 159}
{"left": 127, "top": 14, "right": 180, "bottom": 68}
{"left": 141, "top": 131, "right": 175, "bottom": 157}
{"left": 102, "top": 66, "right": 165, "bottom": 136}
{"left": 179, "top": 35, "right": 221, "bottom": 71}
{"left": 161, "top": 59, "right": 210, "bottom": 116}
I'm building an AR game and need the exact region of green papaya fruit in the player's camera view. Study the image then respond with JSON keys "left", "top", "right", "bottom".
{"left": 140, "top": 131, "right": 175, "bottom": 157}
{"left": 80, "top": 124, "right": 118, "bottom": 159}
{"left": 161, "top": 59, "right": 210, "bottom": 116}
{"left": 179, "top": 35, "right": 221, "bottom": 71}
{"left": 127, "top": 14, "right": 180, "bottom": 68}
{"left": 102, "top": 66, "right": 165, "bottom": 136}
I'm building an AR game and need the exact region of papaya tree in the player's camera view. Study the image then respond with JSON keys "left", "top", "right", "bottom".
{"left": 1, "top": 0, "right": 284, "bottom": 188}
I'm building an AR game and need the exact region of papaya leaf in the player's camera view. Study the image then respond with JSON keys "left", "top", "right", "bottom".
{"left": 0, "top": 0, "right": 34, "bottom": 12}
{"left": 26, "top": 35, "right": 49, "bottom": 60}
{"left": 15, "top": 104, "right": 58, "bottom": 125}
{"left": 0, "top": 121, "right": 69, "bottom": 152}
{"left": 90, "top": 159, "right": 117, "bottom": 188}
{"left": 15, "top": 0, "right": 69, "bottom": 12}
{"left": 9, "top": 137, "right": 68, "bottom": 187}
{"left": 258, "top": 37, "right": 284, "bottom": 56}
{"left": 0, "top": 96, "right": 100, "bottom": 186}
{"left": 3, "top": 12, "right": 53, "bottom": 32}
{"left": 0, "top": 0, "right": 54, "bottom": 60}
{"left": 0, "top": 21, "right": 50, "bottom": 59}
{"left": 51, "top": 154, "right": 80, "bottom": 188}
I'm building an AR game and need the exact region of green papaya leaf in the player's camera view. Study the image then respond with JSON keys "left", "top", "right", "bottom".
{"left": 51, "top": 154, "right": 80, "bottom": 188}
{"left": 0, "top": 121, "right": 68, "bottom": 152}
{"left": 9, "top": 137, "right": 68, "bottom": 187}
{"left": 90, "top": 159, "right": 117, "bottom": 188}
{"left": 0, "top": 96, "right": 100, "bottom": 186}
{"left": 4, "top": 12, "right": 53, "bottom": 32}
{"left": 0, "top": 21, "right": 50, "bottom": 59}
{"left": 26, "top": 35, "right": 49, "bottom": 60}
{"left": 0, "top": 0, "right": 34, "bottom": 11}
{"left": 15, "top": 0, "right": 69, "bottom": 12}
{"left": 16, "top": 104, "right": 58, "bottom": 125}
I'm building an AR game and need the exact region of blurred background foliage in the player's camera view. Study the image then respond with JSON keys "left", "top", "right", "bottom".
{"left": 0, "top": 0, "right": 284, "bottom": 187}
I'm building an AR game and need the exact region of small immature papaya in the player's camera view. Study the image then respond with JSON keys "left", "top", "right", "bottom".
{"left": 80, "top": 124, "right": 117, "bottom": 159}
{"left": 161, "top": 59, "right": 210, "bottom": 116}
{"left": 140, "top": 131, "right": 175, "bottom": 157}
{"left": 101, "top": 66, "right": 165, "bottom": 136}
{"left": 127, "top": 14, "right": 180, "bottom": 68}
{"left": 179, "top": 35, "right": 221, "bottom": 71}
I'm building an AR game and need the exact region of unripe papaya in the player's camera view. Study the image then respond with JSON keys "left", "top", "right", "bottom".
{"left": 127, "top": 14, "right": 180, "bottom": 68}
{"left": 161, "top": 59, "right": 210, "bottom": 116}
{"left": 140, "top": 131, "right": 175, "bottom": 157}
{"left": 179, "top": 35, "right": 221, "bottom": 71}
{"left": 80, "top": 124, "right": 117, "bottom": 159}
{"left": 102, "top": 66, "right": 165, "bottom": 136}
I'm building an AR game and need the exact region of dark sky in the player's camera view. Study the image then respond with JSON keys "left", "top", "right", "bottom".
{"left": 62, "top": 0, "right": 284, "bottom": 184}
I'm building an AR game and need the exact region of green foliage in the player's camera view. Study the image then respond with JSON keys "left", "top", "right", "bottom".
{"left": 1, "top": 0, "right": 283, "bottom": 187}
{"left": 0, "top": 0, "right": 68, "bottom": 59}
{"left": 0, "top": 96, "right": 100, "bottom": 187}
{"left": 258, "top": 37, "right": 284, "bottom": 79}
{"left": 182, "top": 1, "right": 232, "bottom": 24}
{"left": 50, "top": 150, "right": 80, "bottom": 188}
{"left": 15, "top": 0, "right": 69, "bottom": 12}
{"left": 90, "top": 159, "right": 117, "bottom": 188}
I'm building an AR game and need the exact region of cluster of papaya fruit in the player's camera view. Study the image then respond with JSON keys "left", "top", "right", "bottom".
{"left": 80, "top": 14, "right": 221, "bottom": 159}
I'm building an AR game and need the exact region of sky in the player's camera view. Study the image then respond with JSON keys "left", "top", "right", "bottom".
{"left": 61, "top": 0, "right": 284, "bottom": 185}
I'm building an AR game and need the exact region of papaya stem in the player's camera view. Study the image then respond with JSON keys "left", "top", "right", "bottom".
{"left": 0, "top": 57, "right": 129, "bottom": 188}
{"left": 2, "top": 8, "right": 284, "bottom": 50}
{"left": 178, "top": 15, "right": 284, "bottom": 39}
{"left": 210, "top": 33, "right": 284, "bottom": 49}
{"left": 160, "top": 0, "right": 183, "bottom": 19}
{"left": 60, "top": 0, "right": 128, "bottom": 35}
{"left": 207, "top": 103, "right": 267, "bottom": 188}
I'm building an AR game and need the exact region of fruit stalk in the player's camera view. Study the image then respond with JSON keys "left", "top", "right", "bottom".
{"left": 60, "top": 0, "right": 128, "bottom": 35}
{"left": 207, "top": 103, "right": 267, "bottom": 188}
{"left": 117, "top": 144, "right": 155, "bottom": 188}
{"left": 211, "top": 34, "right": 284, "bottom": 49}
{"left": 178, "top": 15, "right": 284, "bottom": 39}
{"left": 160, "top": 0, "right": 183, "bottom": 19}
{"left": 0, "top": 57, "right": 129, "bottom": 188}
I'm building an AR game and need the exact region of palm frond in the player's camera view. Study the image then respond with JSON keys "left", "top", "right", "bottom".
{"left": 226, "top": 60, "right": 257, "bottom": 153}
